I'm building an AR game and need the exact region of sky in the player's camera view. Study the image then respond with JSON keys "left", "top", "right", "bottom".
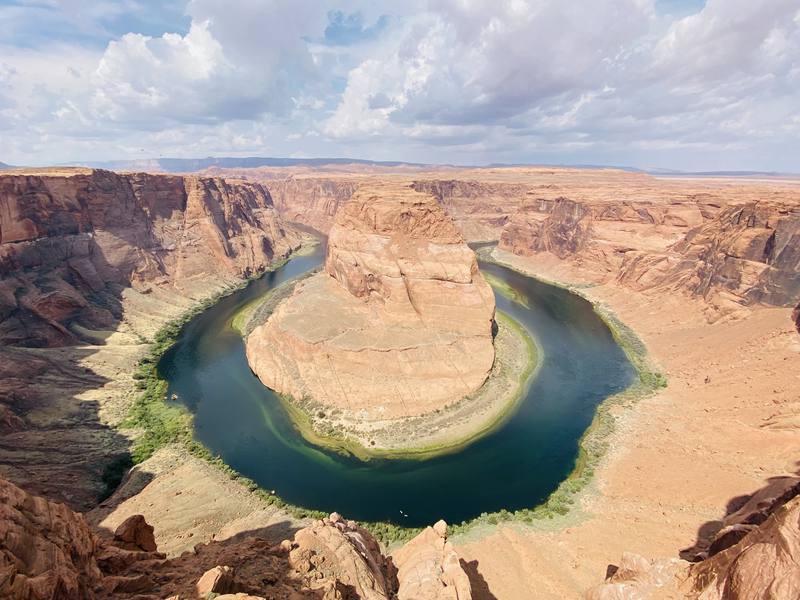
{"left": 0, "top": 0, "right": 798, "bottom": 171}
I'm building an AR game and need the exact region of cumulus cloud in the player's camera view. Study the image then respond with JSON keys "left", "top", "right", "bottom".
{"left": 325, "top": 0, "right": 655, "bottom": 137}
{"left": 0, "top": 0, "right": 797, "bottom": 170}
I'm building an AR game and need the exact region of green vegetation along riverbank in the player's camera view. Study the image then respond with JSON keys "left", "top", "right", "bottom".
{"left": 447, "top": 247, "right": 668, "bottom": 538}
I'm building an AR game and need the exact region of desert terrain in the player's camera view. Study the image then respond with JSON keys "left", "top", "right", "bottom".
{"left": 1, "top": 165, "right": 798, "bottom": 599}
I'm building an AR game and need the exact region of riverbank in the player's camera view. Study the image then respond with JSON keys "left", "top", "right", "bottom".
{"left": 239, "top": 297, "right": 539, "bottom": 460}
{"left": 452, "top": 248, "right": 800, "bottom": 599}
{"left": 440, "top": 248, "right": 667, "bottom": 537}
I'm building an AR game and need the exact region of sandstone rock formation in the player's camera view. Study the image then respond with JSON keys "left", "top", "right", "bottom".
{"left": 587, "top": 476, "right": 800, "bottom": 600}
{"left": 268, "top": 176, "right": 359, "bottom": 232}
{"left": 0, "top": 168, "right": 300, "bottom": 509}
{"left": 0, "top": 168, "right": 300, "bottom": 347}
{"left": 246, "top": 183, "right": 496, "bottom": 419}
{"left": 0, "top": 474, "right": 104, "bottom": 599}
{"left": 287, "top": 512, "right": 398, "bottom": 600}
{"left": 393, "top": 520, "right": 473, "bottom": 600}
{"left": 618, "top": 202, "right": 800, "bottom": 307}
{"left": 499, "top": 197, "right": 595, "bottom": 260}
{"left": 112, "top": 514, "right": 157, "bottom": 553}
{"left": 0, "top": 475, "right": 168, "bottom": 599}
{"left": 0, "top": 475, "right": 473, "bottom": 600}
{"left": 411, "top": 179, "right": 528, "bottom": 241}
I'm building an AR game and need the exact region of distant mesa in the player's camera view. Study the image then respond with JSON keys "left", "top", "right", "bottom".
{"left": 245, "top": 182, "right": 497, "bottom": 420}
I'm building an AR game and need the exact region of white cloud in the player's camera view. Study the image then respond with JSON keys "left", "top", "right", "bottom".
{"left": 0, "top": 0, "right": 798, "bottom": 171}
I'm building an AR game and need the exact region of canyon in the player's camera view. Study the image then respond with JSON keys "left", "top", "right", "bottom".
{"left": 0, "top": 168, "right": 301, "bottom": 508}
{"left": 0, "top": 165, "right": 799, "bottom": 599}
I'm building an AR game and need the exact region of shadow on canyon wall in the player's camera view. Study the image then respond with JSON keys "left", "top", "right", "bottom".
{"left": 0, "top": 343, "right": 135, "bottom": 512}
{"left": 677, "top": 466, "right": 800, "bottom": 562}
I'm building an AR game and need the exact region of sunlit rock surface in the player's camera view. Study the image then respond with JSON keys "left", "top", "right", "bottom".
{"left": 246, "top": 183, "right": 496, "bottom": 419}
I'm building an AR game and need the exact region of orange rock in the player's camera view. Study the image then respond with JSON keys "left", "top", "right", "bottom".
{"left": 196, "top": 565, "right": 236, "bottom": 597}
{"left": 392, "top": 519, "right": 473, "bottom": 600}
{"left": 113, "top": 514, "right": 157, "bottom": 552}
{"left": 288, "top": 513, "right": 397, "bottom": 600}
{"left": 246, "top": 183, "right": 496, "bottom": 419}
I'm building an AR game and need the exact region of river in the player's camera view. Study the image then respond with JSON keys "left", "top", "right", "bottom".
{"left": 159, "top": 241, "right": 634, "bottom": 526}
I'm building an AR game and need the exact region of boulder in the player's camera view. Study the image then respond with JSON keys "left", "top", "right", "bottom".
{"left": 113, "top": 514, "right": 157, "bottom": 552}
{"left": 196, "top": 565, "right": 236, "bottom": 597}
{"left": 393, "top": 520, "right": 473, "bottom": 600}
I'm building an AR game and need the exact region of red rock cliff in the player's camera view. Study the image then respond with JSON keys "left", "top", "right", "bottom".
{"left": 0, "top": 169, "right": 300, "bottom": 347}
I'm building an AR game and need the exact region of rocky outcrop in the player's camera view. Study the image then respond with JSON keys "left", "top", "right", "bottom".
{"left": 246, "top": 183, "right": 496, "bottom": 419}
{"left": 0, "top": 475, "right": 168, "bottom": 600}
{"left": 587, "top": 477, "right": 800, "bottom": 599}
{"left": 688, "top": 493, "right": 800, "bottom": 600}
{"left": 585, "top": 553, "right": 685, "bottom": 600}
{"left": 0, "top": 474, "right": 104, "bottom": 599}
{"left": 112, "top": 514, "right": 157, "bottom": 553}
{"left": 393, "top": 520, "right": 473, "bottom": 600}
{"left": 618, "top": 202, "right": 800, "bottom": 307}
{"left": 0, "top": 475, "right": 473, "bottom": 600}
{"left": 288, "top": 512, "right": 398, "bottom": 600}
{"left": 0, "top": 169, "right": 301, "bottom": 347}
{"left": 499, "top": 197, "right": 594, "bottom": 260}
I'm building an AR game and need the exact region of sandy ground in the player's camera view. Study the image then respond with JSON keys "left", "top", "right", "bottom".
{"left": 88, "top": 446, "right": 307, "bottom": 557}
{"left": 451, "top": 250, "right": 800, "bottom": 599}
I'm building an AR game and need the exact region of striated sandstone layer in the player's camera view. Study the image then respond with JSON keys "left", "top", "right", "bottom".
{"left": 0, "top": 169, "right": 301, "bottom": 509}
{"left": 618, "top": 201, "right": 800, "bottom": 308}
{"left": 246, "top": 183, "right": 496, "bottom": 420}
{"left": 0, "top": 168, "right": 300, "bottom": 347}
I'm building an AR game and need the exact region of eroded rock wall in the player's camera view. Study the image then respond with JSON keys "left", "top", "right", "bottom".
{"left": 0, "top": 169, "right": 300, "bottom": 347}
{"left": 0, "top": 475, "right": 473, "bottom": 600}
{"left": 266, "top": 176, "right": 360, "bottom": 232}
{"left": 618, "top": 202, "right": 800, "bottom": 307}
{"left": 0, "top": 169, "right": 300, "bottom": 510}
{"left": 411, "top": 179, "right": 529, "bottom": 241}
{"left": 246, "top": 183, "right": 496, "bottom": 418}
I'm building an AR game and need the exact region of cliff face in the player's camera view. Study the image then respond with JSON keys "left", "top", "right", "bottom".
{"left": 411, "top": 179, "right": 529, "bottom": 241}
{"left": 0, "top": 170, "right": 301, "bottom": 347}
{"left": 499, "top": 197, "right": 594, "bottom": 260}
{"left": 0, "top": 169, "right": 301, "bottom": 510}
{"left": 246, "top": 183, "right": 496, "bottom": 419}
{"left": 618, "top": 202, "right": 800, "bottom": 307}
{"left": 497, "top": 193, "right": 799, "bottom": 308}
{"left": 266, "top": 176, "right": 359, "bottom": 232}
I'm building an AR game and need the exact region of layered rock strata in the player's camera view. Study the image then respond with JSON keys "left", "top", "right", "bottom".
{"left": 0, "top": 169, "right": 300, "bottom": 347}
{"left": 0, "top": 169, "right": 300, "bottom": 508}
{"left": 0, "top": 475, "right": 473, "bottom": 600}
{"left": 246, "top": 183, "right": 496, "bottom": 419}
{"left": 618, "top": 202, "right": 800, "bottom": 307}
